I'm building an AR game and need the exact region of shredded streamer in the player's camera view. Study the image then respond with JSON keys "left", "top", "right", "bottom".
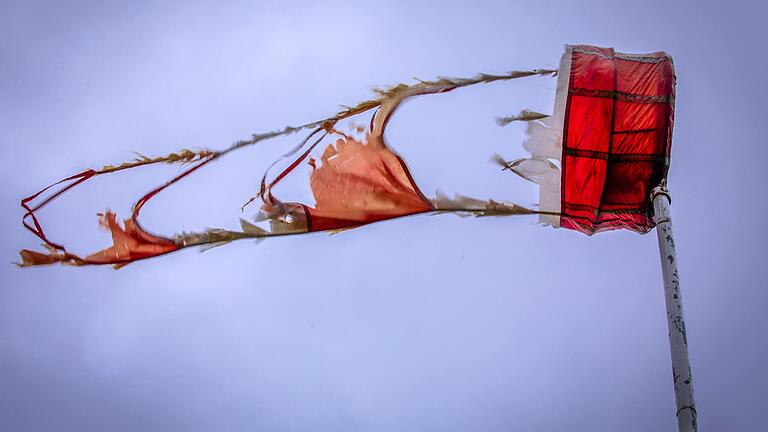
{"left": 18, "top": 67, "right": 557, "bottom": 268}
{"left": 17, "top": 44, "right": 676, "bottom": 267}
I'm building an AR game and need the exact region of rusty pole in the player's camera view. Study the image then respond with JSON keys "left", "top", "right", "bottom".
{"left": 651, "top": 185, "right": 698, "bottom": 432}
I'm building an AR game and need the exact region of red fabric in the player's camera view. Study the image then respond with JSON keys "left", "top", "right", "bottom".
{"left": 559, "top": 45, "right": 675, "bottom": 234}
{"left": 84, "top": 212, "right": 179, "bottom": 264}
{"left": 18, "top": 157, "right": 213, "bottom": 267}
{"left": 305, "top": 134, "right": 434, "bottom": 231}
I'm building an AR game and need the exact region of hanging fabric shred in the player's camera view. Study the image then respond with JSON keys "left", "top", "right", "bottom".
{"left": 305, "top": 133, "right": 435, "bottom": 232}
{"left": 17, "top": 44, "right": 676, "bottom": 268}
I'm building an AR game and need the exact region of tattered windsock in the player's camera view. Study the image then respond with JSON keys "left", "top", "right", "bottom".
{"left": 18, "top": 44, "right": 676, "bottom": 268}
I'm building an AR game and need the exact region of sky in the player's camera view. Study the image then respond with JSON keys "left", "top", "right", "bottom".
{"left": 1, "top": 0, "right": 766, "bottom": 431}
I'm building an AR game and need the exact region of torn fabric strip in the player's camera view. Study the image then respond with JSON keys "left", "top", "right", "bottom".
{"left": 18, "top": 67, "right": 556, "bottom": 267}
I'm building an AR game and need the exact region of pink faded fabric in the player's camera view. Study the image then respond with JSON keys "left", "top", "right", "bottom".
{"left": 305, "top": 133, "right": 434, "bottom": 232}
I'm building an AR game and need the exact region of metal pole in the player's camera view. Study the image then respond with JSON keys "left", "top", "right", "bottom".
{"left": 651, "top": 185, "right": 698, "bottom": 432}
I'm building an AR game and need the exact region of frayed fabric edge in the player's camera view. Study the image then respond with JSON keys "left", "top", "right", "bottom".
{"left": 19, "top": 67, "right": 558, "bottom": 268}
{"left": 496, "top": 46, "right": 572, "bottom": 227}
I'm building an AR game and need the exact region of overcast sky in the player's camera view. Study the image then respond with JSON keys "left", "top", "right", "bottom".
{"left": 2, "top": 1, "right": 766, "bottom": 431}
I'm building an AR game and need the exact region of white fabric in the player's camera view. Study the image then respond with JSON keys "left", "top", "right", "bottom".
{"left": 512, "top": 46, "right": 572, "bottom": 226}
